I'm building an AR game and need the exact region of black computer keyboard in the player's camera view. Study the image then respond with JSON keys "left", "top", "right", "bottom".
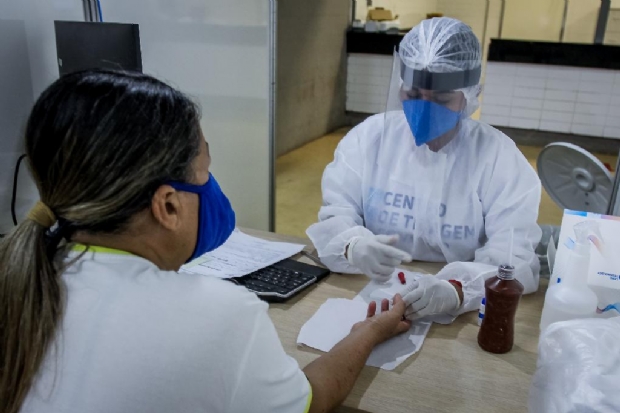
{"left": 237, "top": 258, "right": 330, "bottom": 302}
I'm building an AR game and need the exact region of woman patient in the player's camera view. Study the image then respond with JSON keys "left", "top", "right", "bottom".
{"left": 0, "top": 70, "right": 410, "bottom": 413}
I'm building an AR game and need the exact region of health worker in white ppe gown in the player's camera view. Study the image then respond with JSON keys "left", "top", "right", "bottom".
{"left": 307, "top": 17, "right": 542, "bottom": 323}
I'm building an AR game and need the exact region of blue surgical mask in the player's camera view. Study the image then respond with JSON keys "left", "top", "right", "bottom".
{"left": 169, "top": 173, "right": 235, "bottom": 263}
{"left": 402, "top": 99, "right": 461, "bottom": 147}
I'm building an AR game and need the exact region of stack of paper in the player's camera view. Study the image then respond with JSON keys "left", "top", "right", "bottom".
{"left": 181, "top": 229, "right": 305, "bottom": 278}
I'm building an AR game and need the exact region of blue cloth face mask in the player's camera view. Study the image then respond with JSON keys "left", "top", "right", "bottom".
{"left": 169, "top": 173, "right": 236, "bottom": 263}
{"left": 402, "top": 99, "right": 461, "bottom": 147}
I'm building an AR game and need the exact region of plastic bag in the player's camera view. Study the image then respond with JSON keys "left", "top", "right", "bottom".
{"left": 536, "top": 224, "right": 560, "bottom": 278}
{"left": 529, "top": 317, "right": 620, "bottom": 413}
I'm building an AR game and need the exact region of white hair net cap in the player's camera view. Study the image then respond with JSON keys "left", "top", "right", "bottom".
{"left": 399, "top": 17, "right": 482, "bottom": 117}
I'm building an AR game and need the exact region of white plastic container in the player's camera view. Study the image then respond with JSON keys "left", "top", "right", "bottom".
{"left": 540, "top": 221, "right": 599, "bottom": 332}
{"left": 586, "top": 231, "right": 620, "bottom": 317}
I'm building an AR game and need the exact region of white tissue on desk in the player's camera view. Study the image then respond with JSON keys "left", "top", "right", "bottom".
{"left": 297, "top": 295, "right": 431, "bottom": 371}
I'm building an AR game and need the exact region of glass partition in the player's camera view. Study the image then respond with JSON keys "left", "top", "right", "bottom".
{"left": 102, "top": 0, "right": 275, "bottom": 231}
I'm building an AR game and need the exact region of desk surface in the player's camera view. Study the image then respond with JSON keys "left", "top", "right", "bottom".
{"left": 244, "top": 229, "right": 546, "bottom": 413}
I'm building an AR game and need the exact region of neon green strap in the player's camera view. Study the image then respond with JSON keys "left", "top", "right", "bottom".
{"left": 72, "top": 243, "right": 133, "bottom": 256}
{"left": 303, "top": 382, "right": 313, "bottom": 413}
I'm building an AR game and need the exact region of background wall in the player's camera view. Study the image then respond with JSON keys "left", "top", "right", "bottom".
{"left": 437, "top": 0, "right": 489, "bottom": 39}
{"left": 276, "top": 0, "right": 350, "bottom": 156}
{"left": 563, "top": 0, "right": 599, "bottom": 43}
{"left": 354, "top": 0, "right": 609, "bottom": 45}
{"left": 501, "top": 0, "right": 565, "bottom": 41}
{"left": 354, "top": 0, "right": 436, "bottom": 28}
{"left": 352, "top": 0, "right": 500, "bottom": 64}
{"left": 0, "top": 0, "right": 84, "bottom": 235}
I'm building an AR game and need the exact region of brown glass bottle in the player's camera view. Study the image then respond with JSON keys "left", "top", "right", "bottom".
{"left": 477, "top": 265, "right": 524, "bottom": 354}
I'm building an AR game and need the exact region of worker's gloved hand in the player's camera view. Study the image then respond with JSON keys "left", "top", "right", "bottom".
{"left": 346, "top": 235, "right": 412, "bottom": 282}
{"left": 397, "top": 276, "right": 461, "bottom": 320}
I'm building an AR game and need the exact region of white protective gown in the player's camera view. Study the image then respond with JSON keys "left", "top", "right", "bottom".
{"left": 307, "top": 113, "right": 542, "bottom": 316}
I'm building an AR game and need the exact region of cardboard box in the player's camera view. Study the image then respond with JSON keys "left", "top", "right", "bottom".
{"left": 367, "top": 8, "right": 393, "bottom": 21}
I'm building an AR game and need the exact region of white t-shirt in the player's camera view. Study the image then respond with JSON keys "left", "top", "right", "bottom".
{"left": 21, "top": 247, "right": 312, "bottom": 413}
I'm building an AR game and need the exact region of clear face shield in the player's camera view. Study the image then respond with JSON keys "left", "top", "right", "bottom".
{"left": 383, "top": 51, "right": 482, "bottom": 148}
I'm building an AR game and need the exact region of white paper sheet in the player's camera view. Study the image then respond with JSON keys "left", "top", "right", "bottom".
{"left": 297, "top": 289, "right": 432, "bottom": 370}
{"left": 180, "top": 229, "right": 305, "bottom": 278}
{"left": 298, "top": 298, "right": 368, "bottom": 350}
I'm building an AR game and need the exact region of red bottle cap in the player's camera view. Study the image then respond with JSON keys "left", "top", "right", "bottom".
{"left": 448, "top": 279, "right": 463, "bottom": 289}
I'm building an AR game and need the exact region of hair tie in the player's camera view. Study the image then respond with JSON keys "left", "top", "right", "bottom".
{"left": 27, "top": 201, "right": 57, "bottom": 228}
